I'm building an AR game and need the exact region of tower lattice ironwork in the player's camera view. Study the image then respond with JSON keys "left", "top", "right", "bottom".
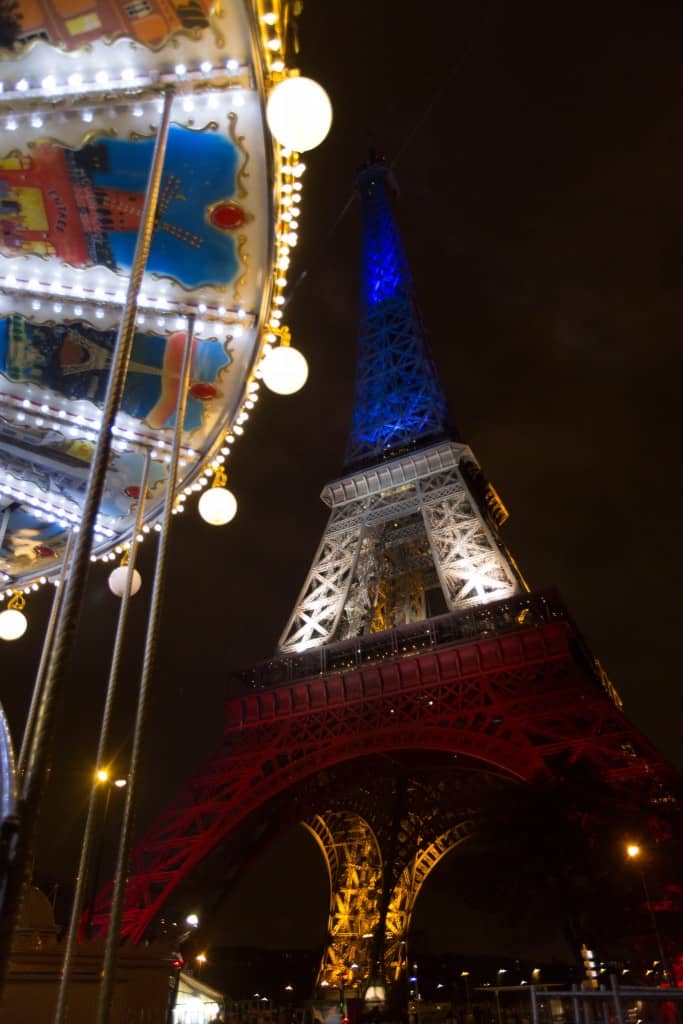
{"left": 90, "top": 156, "right": 680, "bottom": 998}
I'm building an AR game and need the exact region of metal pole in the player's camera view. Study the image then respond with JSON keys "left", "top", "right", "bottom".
{"left": 609, "top": 976, "right": 623, "bottom": 1024}
{"left": 84, "top": 782, "right": 111, "bottom": 935}
{"left": 571, "top": 985, "right": 580, "bottom": 1024}
{"left": 529, "top": 987, "right": 538, "bottom": 1024}
{"left": 54, "top": 452, "right": 151, "bottom": 1024}
{"left": 167, "top": 962, "right": 183, "bottom": 1024}
{"left": 97, "top": 316, "right": 195, "bottom": 1024}
{"left": 495, "top": 989, "right": 502, "bottom": 1024}
{"left": 638, "top": 867, "right": 671, "bottom": 984}
{"left": 0, "top": 88, "right": 174, "bottom": 999}
{"left": 16, "top": 530, "right": 74, "bottom": 779}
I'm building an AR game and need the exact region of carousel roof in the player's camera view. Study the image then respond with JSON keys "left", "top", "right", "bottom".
{"left": 0, "top": 0, "right": 310, "bottom": 595}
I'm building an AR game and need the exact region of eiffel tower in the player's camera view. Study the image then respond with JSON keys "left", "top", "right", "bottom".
{"left": 91, "top": 154, "right": 678, "bottom": 992}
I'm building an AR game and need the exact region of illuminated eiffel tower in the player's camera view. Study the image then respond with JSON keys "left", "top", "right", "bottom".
{"left": 92, "top": 155, "right": 677, "bottom": 1000}
{"left": 279, "top": 155, "right": 523, "bottom": 653}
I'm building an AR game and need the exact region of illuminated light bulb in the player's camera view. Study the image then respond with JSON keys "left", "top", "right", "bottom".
{"left": 261, "top": 344, "right": 308, "bottom": 395}
{"left": 198, "top": 484, "right": 237, "bottom": 526}
{"left": 41, "top": 75, "right": 57, "bottom": 91}
{"left": 132, "top": 105, "right": 144, "bottom": 117}
{"left": 226, "top": 58, "right": 239, "bottom": 72}
{"left": 271, "top": 60, "right": 285, "bottom": 73}
{"left": 267, "top": 37, "right": 281, "bottom": 50}
{"left": 67, "top": 72, "right": 83, "bottom": 88}
{"left": 174, "top": 63, "right": 187, "bottom": 76}
{"left": 266, "top": 76, "right": 332, "bottom": 152}
{"left": 0, "top": 594, "right": 27, "bottom": 641}
{"left": 261, "top": 11, "right": 277, "bottom": 24}
{"left": 16, "top": 78, "right": 29, "bottom": 92}
{"left": 108, "top": 564, "right": 142, "bottom": 597}
{"left": 30, "top": 115, "right": 43, "bottom": 128}
{"left": 121, "top": 67, "right": 135, "bottom": 82}
{"left": 95, "top": 70, "right": 109, "bottom": 85}
{"left": 6, "top": 118, "right": 17, "bottom": 131}
{"left": 82, "top": 109, "right": 94, "bottom": 123}
{"left": 200, "top": 60, "right": 212, "bottom": 73}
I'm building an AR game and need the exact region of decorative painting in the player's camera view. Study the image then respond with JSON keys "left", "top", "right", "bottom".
{"left": 0, "top": 316, "right": 231, "bottom": 432}
{"left": 0, "top": 127, "right": 246, "bottom": 288}
{"left": 2, "top": 0, "right": 215, "bottom": 52}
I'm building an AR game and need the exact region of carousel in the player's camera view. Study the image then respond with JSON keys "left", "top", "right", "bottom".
{"left": 0, "top": 1, "right": 331, "bottom": 1018}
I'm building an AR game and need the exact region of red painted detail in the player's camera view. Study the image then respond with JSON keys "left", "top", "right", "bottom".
{"left": 34, "top": 545, "right": 58, "bottom": 558}
{"left": 189, "top": 382, "right": 218, "bottom": 401}
{"left": 124, "top": 486, "right": 140, "bottom": 499}
{"left": 88, "top": 616, "right": 677, "bottom": 946}
{"left": 208, "top": 201, "right": 246, "bottom": 231}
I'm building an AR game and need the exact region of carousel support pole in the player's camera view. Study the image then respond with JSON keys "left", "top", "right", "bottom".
{"left": 53, "top": 452, "right": 152, "bottom": 1024}
{"left": 16, "top": 530, "right": 75, "bottom": 780}
{"left": 0, "top": 87, "right": 174, "bottom": 1001}
{"left": 96, "top": 315, "right": 195, "bottom": 1024}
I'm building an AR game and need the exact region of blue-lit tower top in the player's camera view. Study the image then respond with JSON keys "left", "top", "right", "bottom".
{"left": 344, "top": 154, "right": 456, "bottom": 471}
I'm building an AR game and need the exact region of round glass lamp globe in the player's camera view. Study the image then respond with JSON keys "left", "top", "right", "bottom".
{"left": 108, "top": 565, "right": 142, "bottom": 597}
{"left": 261, "top": 346, "right": 308, "bottom": 395}
{"left": 266, "top": 76, "right": 332, "bottom": 152}
{"left": 0, "top": 607, "right": 28, "bottom": 641}
{"left": 198, "top": 486, "right": 237, "bottom": 526}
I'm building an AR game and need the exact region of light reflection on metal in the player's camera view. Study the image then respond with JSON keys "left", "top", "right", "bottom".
{"left": 279, "top": 443, "right": 521, "bottom": 652}
{"left": 306, "top": 814, "right": 475, "bottom": 992}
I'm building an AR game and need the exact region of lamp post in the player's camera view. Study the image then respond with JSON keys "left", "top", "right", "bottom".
{"left": 625, "top": 844, "right": 671, "bottom": 984}
{"left": 460, "top": 972, "right": 471, "bottom": 1018}
{"left": 84, "top": 772, "right": 127, "bottom": 937}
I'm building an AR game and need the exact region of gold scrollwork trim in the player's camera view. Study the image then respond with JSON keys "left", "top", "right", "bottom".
{"left": 228, "top": 111, "right": 250, "bottom": 199}
{"left": 232, "top": 234, "right": 249, "bottom": 304}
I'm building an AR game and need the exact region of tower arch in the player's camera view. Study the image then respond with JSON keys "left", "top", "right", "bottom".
{"left": 385, "top": 820, "right": 476, "bottom": 983}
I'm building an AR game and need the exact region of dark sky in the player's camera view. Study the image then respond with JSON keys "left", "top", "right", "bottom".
{"left": 2, "top": 0, "right": 683, "bottom": 962}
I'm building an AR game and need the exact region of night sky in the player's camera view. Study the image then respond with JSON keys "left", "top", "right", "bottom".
{"left": 2, "top": 0, "right": 683, "bottom": 964}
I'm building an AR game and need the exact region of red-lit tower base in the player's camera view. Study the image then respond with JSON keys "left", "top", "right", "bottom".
{"left": 89, "top": 589, "right": 676, "bottom": 946}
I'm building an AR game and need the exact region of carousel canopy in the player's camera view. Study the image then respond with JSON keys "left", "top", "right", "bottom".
{"left": 0, "top": 0, "right": 319, "bottom": 598}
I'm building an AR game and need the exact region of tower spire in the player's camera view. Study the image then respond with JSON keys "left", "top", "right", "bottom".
{"left": 345, "top": 154, "right": 455, "bottom": 471}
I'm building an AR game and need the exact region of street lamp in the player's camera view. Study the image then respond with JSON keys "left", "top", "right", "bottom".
{"left": 84, "top": 772, "right": 127, "bottom": 936}
{"left": 625, "top": 843, "right": 671, "bottom": 983}
{"left": 460, "top": 972, "right": 471, "bottom": 1016}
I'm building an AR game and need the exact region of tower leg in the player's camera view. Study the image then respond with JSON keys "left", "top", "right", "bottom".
{"left": 305, "top": 813, "right": 383, "bottom": 997}
{"left": 420, "top": 469, "right": 520, "bottom": 609}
